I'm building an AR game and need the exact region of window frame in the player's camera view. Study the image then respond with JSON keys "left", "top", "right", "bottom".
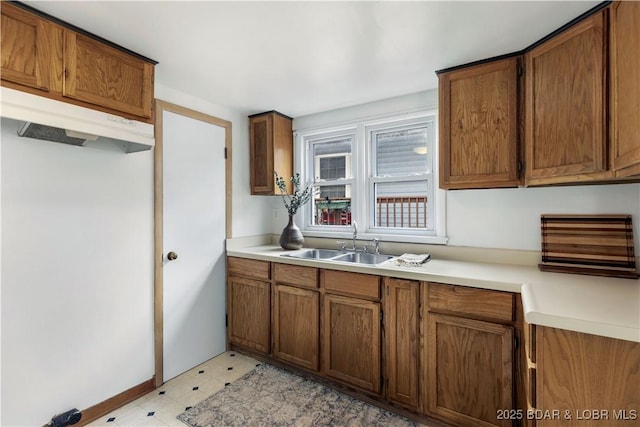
{"left": 366, "top": 117, "right": 435, "bottom": 234}
{"left": 296, "top": 110, "right": 447, "bottom": 245}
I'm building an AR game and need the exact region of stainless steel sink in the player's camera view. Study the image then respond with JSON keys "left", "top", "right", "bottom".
{"left": 332, "top": 252, "right": 395, "bottom": 265}
{"left": 281, "top": 248, "right": 395, "bottom": 265}
{"left": 281, "top": 249, "right": 344, "bottom": 260}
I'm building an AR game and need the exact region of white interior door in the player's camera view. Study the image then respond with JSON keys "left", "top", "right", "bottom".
{"left": 162, "top": 109, "right": 226, "bottom": 381}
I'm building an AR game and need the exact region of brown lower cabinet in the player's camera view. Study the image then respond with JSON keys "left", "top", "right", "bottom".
{"left": 273, "top": 284, "right": 319, "bottom": 371}
{"left": 320, "top": 269, "right": 382, "bottom": 394}
{"left": 423, "top": 282, "right": 519, "bottom": 427}
{"left": 384, "top": 278, "right": 420, "bottom": 410}
{"left": 225, "top": 257, "right": 635, "bottom": 427}
{"left": 426, "top": 313, "right": 514, "bottom": 427}
{"left": 527, "top": 326, "right": 640, "bottom": 427}
{"left": 226, "top": 257, "right": 271, "bottom": 354}
{"left": 322, "top": 293, "right": 381, "bottom": 393}
{"left": 227, "top": 275, "right": 271, "bottom": 354}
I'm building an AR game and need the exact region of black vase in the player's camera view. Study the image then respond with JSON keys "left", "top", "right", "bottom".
{"left": 279, "top": 215, "right": 304, "bottom": 250}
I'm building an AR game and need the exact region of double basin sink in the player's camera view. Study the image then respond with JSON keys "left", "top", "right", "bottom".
{"left": 281, "top": 248, "right": 395, "bottom": 265}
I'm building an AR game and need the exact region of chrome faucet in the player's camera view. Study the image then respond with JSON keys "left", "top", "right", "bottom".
{"left": 352, "top": 221, "right": 358, "bottom": 251}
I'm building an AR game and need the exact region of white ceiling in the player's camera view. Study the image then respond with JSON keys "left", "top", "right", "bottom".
{"left": 24, "top": 1, "right": 600, "bottom": 118}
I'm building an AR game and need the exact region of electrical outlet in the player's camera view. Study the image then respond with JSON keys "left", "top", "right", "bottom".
{"left": 273, "top": 209, "right": 279, "bottom": 220}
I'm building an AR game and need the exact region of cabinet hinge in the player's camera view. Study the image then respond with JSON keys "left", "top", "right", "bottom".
{"left": 514, "top": 335, "right": 519, "bottom": 350}
{"left": 224, "top": 147, "right": 228, "bottom": 159}
{"left": 380, "top": 375, "right": 385, "bottom": 390}
{"left": 380, "top": 310, "right": 383, "bottom": 322}
{"left": 517, "top": 160, "right": 523, "bottom": 172}
{"left": 517, "top": 65, "right": 524, "bottom": 77}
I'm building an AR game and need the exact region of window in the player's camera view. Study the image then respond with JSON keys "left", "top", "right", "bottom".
{"left": 308, "top": 133, "right": 353, "bottom": 226}
{"left": 299, "top": 112, "right": 444, "bottom": 243}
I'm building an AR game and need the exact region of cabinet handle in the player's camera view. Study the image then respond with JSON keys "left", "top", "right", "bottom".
{"left": 167, "top": 251, "right": 178, "bottom": 261}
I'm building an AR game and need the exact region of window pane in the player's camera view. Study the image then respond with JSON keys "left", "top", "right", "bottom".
{"left": 319, "top": 157, "right": 345, "bottom": 180}
{"left": 313, "top": 137, "right": 352, "bottom": 180}
{"left": 375, "top": 126, "right": 430, "bottom": 176}
{"left": 374, "top": 181, "right": 428, "bottom": 229}
{"left": 313, "top": 184, "right": 351, "bottom": 226}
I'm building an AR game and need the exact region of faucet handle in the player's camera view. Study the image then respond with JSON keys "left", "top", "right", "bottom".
{"left": 336, "top": 241, "right": 347, "bottom": 251}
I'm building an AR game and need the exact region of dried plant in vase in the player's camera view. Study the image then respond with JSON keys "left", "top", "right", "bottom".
{"left": 275, "top": 171, "right": 315, "bottom": 249}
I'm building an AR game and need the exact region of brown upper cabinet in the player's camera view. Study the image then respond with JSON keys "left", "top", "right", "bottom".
{"left": 1, "top": 3, "right": 56, "bottom": 92}
{"left": 439, "top": 57, "right": 520, "bottom": 189}
{"left": 63, "top": 31, "right": 154, "bottom": 119}
{"left": 610, "top": 0, "right": 640, "bottom": 177}
{"left": 525, "top": 11, "right": 607, "bottom": 186}
{"left": 249, "top": 111, "right": 294, "bottom": 195}
{"left": 0, "top": 2, "right": 156, "bottom": 122}
{"left": 439, "top": 2, "right": 640, "bottom": 189}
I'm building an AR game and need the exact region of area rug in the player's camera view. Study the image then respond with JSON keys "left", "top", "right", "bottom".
{"left": 177, "top": 363, "right": 418, "bottom": 426}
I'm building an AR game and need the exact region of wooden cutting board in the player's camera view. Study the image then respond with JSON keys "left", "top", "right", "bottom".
{"left": 539, "top": 214, "right": 639, "bottom": 279}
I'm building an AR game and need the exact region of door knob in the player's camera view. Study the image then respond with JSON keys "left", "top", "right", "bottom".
{"left": 167, "top": 251, "right": 178, "bottom": 261}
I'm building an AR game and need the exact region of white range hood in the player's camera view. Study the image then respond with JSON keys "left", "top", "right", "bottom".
{"left": 0, "top": 87, "right": 154, "bottom": 153}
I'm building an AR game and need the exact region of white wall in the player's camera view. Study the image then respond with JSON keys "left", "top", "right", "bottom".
{"left": 289, "top": 89, "right": 640, "bottom": 252}
{"left": 155, "top": 83, "right": 274, "bottom": 238}
{"left": 447, "top": 185, "right": 640, "bottom": 250}
{"left": 1, "top": 118, "right": 154, "bottom": 425}
{"left": 0, "top": 84, "right": 273, "bottom": 425}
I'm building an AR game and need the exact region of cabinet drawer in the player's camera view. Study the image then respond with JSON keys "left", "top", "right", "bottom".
{"left": 274, "top": 263, "right": 318, "bottom": 288}
{"left": 428, "top": 282, "right": 514, "bottom": 322}
{"left": 227, "top": 257, "right": 270, "bottom": 280}
{"left": 321, "top": 270, "right": 380, "bottom": 300}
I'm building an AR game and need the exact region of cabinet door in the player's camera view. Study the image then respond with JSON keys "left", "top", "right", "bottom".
{"left": 439, "top": 57, "right": 520, "bottom": 189}
{"left": 63, "top": 31, "right": 154, "bottom": 119}
{"left": 250, "top": 114, "right": 275, "bottom": 194}
{"left": 610, "top": 1, "right": 640, "bottom": 177}
{"left": 536, "top": 327, "right": 640, "bottom": 427}
{"left": 525, "top": 12, "right": 607, "bottom": 185}
{"left": 1, "top": 3, "right": 54, "bottom": 92}
{"left": 227, "top": 275, "right": 270, "bottom": 354}
{"left": 249, "top": 112, "right": 293, "bottom": 195}
{"left": 427, "top": 313, "right": 513, "bottom": 427}
{"left": 384, "top": 278, "right": 419, "bottom": 409}
{"left": 273, "top": 284, "right": 319, "bottom": 371}
{"left": 322, "top": 294, "right": 381, "bottom": 393}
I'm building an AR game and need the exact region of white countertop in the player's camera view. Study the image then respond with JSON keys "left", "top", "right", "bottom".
{"left": 227, "top": 244, "right": 640, "bottom": 343}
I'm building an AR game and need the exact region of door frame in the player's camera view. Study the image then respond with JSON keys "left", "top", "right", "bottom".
{"left": 153, "top": 99, "right": 232, "bottom": 386}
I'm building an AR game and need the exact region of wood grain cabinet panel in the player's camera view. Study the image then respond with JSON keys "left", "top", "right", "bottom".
{"left": 384, "top": 278, "right": 419, "bottom": 410}
{"left": 227, "top": 257, "right": 270, "bottom": 281}
{"left": 439, "top": 57, "right": 520, "bottom": 189}
{"left": 610, "top": 0, "right": 640, "bottom": 177}
{"left": 525, "top": 12, "right": 607, "bottom": 185}
{"left": 322, "top": 293, "right": 381, "bottom": 393}
{"left": 535, "top": 327, "right": 640, "bottom": 426}
{"left": 321, "top": 269, "right": 380, "bottom": 300}
{"left": 63, "top": 31, "right": 154, "bottom": 119}
{"left": 227, "top": 275, "right": 270, "bottom": 354}
{"left": 273, "top": 284, "right": 319, "bottom": 371}
{"left": 249, "top": 111, "right": 293, "bottom": 195}
{"left": 0, "top": 2, "right": 56, "bottom": 92}
{"left": 273, "top": 263, "right": 317, "bottom": 289}
{"left": 427, "top": 313, "right": 514, "bottom": 427}
{"left": 428, "top": 282, "right": 515, "bottom": 323}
